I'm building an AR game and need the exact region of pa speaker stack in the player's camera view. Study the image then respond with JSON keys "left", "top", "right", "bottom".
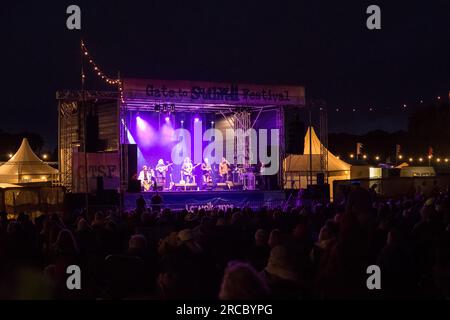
{"left": 128, "top": 180, "right": 141, "bottom": 193}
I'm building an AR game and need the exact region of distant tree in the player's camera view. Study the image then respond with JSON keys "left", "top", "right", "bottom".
{"left": 328, "top": 101, "right": 450, "bottom": 161}
{"left": 408, "top": 101, "right": 450, "bottom": 154}
{"left": 329, "top": 130, "right": 407, "bottom": 163}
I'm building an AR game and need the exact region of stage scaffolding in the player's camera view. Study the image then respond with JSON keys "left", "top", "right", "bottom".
{"left": 57, "top": 90, "right": 119, "bottom": 191}
{"left": 58, "top": 101, "right": 77, "bottom": 191}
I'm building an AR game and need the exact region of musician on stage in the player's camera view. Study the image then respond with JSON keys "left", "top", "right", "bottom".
{"left": 181, "top": 156, "right": 194, "bottom": 184}
{"left": 219, "top": 157, "right": 230, "bottom": 182}
{"left": 138, "top": 165, "right": 154, "bottom": 192}
{"left": 258, "top": 161, "right": 267, "bottom": 190}
{"left": 155, "top": 159, "right": 167, "bottom": 187}
{"left": 201, "top": 157, "right": 212, "bottom": 184}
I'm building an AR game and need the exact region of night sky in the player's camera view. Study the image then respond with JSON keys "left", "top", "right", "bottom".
{"left": 1, "top": 1, "right": 449, "bottom": 149}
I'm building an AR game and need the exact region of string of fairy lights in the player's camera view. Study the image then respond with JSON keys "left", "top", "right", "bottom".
{"left": 80, "top": 40, "right": 124, "bottom": 102}
{"left": 80, "top": 40, "right": 447, "bottom": 112}
{"left": 325, "top": 95, "right": 447, "bottom": 114}
{"left": 337, "top": 154, "right": 450, "bottom": 165}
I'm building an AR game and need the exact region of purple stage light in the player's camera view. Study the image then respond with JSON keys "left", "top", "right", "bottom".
{"left": 194, "top": 117, "right": 200, "bottom": 123}
{"left": 135, "top": 115, "right": 157, "bottom": 147}
{"left": 161, "top": 124, "right": 175, "bottom": 145}
{"left": 136, "top": 116, "right": 146, "bottom": 130}
{"left": 165, "top": 116, "right": 170, "bottom": 122}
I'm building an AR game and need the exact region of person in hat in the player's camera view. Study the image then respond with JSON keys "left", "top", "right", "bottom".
{"left": 177, "top": 229, "right": 203, "bottom": 254}
{"left": 219, "top": 261, "right": 270, "bottom": 300}
{"left": 261, "top": 245, "right": 303, "bottom": 299}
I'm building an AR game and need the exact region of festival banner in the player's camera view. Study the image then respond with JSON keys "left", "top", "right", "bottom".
{"left": 72, "top": 152, "right": 120, "bottom": 193}
{"left": 122, "top": 78, "right": 305, "bottom": 106}
{"left": 124, "top": 191, "right": 286, "bottom": 211}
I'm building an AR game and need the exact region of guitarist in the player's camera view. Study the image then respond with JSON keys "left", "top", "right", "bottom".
{"left": 201, "top": 157, "right": 212, "bottom": 184}
{"left": 138, "top": 165, "right": 154, "bottom": 192}
{"left": 219, "top": 157, "right": 230, "bottom": 182}
{"left": 181, "top": 157, "right": 194, "bottom": 184}
{"left": 155, "top": 159, "right": 173, "bottom": 189}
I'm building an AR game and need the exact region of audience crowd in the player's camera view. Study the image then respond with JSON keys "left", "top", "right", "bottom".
{"left": 0, "top": 184, "right": 449, "bottom": 299}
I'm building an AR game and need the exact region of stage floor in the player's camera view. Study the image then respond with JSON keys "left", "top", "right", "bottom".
{"left": 123, "top": 190, "right": 286, "bottom": 211}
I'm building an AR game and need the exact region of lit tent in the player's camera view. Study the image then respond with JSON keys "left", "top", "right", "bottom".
{"left": 283, "top": 127, "right": 351, "bottom": 194}
{"left": 0, "top": 138, "right": 58, "bottom": 183}
{"left": 395, "top": 162, "right": 409, "bottom": 169}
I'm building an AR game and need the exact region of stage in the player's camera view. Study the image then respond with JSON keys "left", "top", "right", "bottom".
{"left": 123, "top": 190, "right": 286, "bottom": 211}
{"left": 57, "top": 78, "right": 305, "bottom": 196}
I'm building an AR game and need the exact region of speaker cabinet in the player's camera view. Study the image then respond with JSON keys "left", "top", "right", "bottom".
{"left": 86, "top": 112, "right": 100, "bottom": 152}
{"left": 317, "top": 172, "right": 325, "bottom": 185}
{"left": 285, "top": 108, "right": 305, "bottom": 154}
{"left": 128, "top": 179, "right": 141, "bottom": 193}
{"left": 122, "top": 144, "right": 138, "bottom": 181}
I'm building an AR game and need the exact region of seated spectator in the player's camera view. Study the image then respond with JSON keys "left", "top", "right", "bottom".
{"left": 128, "top": 234, "right": 148, "bottom": 257}
{"left": 268, "top": 229, "right": 282, "bottom": 248}
{"left": 92, "top": 211, "right": 105, "bottom": 228}
{"left": 151, "top": 192, "right": 163, "bottom": 213}
{"left": 44, "top": 229, "right": 81, "bottom": 298}
{"left": 219, "top": 261, "right": 270, "bottom": 300}
{"left": 292, "top": 223, "right": 314, "bottom": 257}
{"left": 136, "top": 195, "right": 146, "bottom": 212}
{"left": 377, "top": 228, "right": 416, "bottom": 298}
{"left": 158, "top": 232, "right": 180, "bottom": 256}
{"left": 178, "top": 229, "right": 203, "bottom": 255}
{"left": 50, "top": 229, "right": 79, "bottom": 263}
{"left": 246, "top": 229, "right": 270, "bottom": 271}
{"left": 261, "top": 245, "right": 303, "bottom": 299}
{"left": 74, "top": 218, "right": 94, "bottom": 259}
{"left": 310, "top": 220, "right": 338, "bottom": 272}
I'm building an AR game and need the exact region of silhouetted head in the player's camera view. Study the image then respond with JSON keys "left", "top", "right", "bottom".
{"left": 219, "top": 261, "right": 269, "bottom": 300}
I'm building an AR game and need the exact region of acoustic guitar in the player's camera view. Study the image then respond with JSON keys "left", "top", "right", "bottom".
{"left": 142, "top": 179, "right": 151, "bottom": 192}
{"left": 219, "top": 162, "right": 230, "bottom": 175}
{"left": 182, "top": 163, "right": 201, "bottom": 176}
{"left": 156, "top": 162, "right": 173, "bottom": 174}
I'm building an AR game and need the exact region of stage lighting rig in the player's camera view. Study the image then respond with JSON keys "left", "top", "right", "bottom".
{"left": 161, "top": 104, "right": 169, "bottom": 112}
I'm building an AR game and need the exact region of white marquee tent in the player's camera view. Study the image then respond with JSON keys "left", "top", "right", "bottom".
{"left": 0, "top": 138, "right": 58, "bottom": 183}
{"left": 283, "top": 127, "right": 351, "bottom": 194}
